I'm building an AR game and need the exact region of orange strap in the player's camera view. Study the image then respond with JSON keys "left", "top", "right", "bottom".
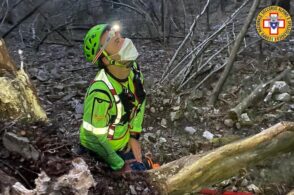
{"left": 145, "top": 156, "right": 160, "bottom": 169}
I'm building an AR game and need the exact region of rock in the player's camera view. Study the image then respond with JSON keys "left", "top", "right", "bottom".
{"left": 236, "top": 122, "right": 241, "bottom": 129}
{"left": 224, "top": 119, "right": 234, "bottom": 127}
{"left": 274, "top": 93, "right": 291, "bottom": 102}
{"left": 74, "top": 102, "right": 84, "bottom": 114}
{"left": 265, "top": 81, "right": 290, "bottom": 102}
{"left": 184, "top": 127, "right": 197, "bottom": 135}
{"left": 12, "top": 158, "right": 96, "bottom": 195}
{"left": 147, "top": 127, "right": 154, "bottom": 131}
{"left": 247, "top": 184, "right": 261, "bottom": 193}
{"left": 170, "top": 111, "right": 181, "bottom": 121}
{"left": 272, "top": 81, "right": 290, "bottom": 93}
{"left": 176, "top": 96, "right": 181, "bottom": 105}
{"left": 159, "top": 107, "right": 164, "bottom": 111}
{"left": 190, "top": 89, "right": 203, "bottom": 100}
{"left": 240, "top": 113, "right": 253, "bottom": 126}
{"left": 2, "top": 132, "right": 39, "bottom": 160}
{"left": 172, "top": 106, "right": 180, "bottom": 111}
{"left": 150, "top": 107, "right": 156, "bottom": 113}
{"left": 160, "top": 118, "right": 167, "bottom": 126}
{"left": 143, "top": 133, "right": 156, "bottom": 143}
{"left": 240, "top": 179, "right": 249, "bottom": 187}
{"left": 129, "top": 185, "right": 137, "bottom": 195}
{"left": 290, "top": 104, "right": 294, "bottom": 110}
{"left": 36, "top": 70, "right": 49, "bottom": 81}
{"left": 159, "top": 137, "right": 167, "bottom": 144}
{"left": 163, "top": 99, "right": 170, "bottom": 105}
{"left": 202, "top": 130, "right": 214, "bottom": 140}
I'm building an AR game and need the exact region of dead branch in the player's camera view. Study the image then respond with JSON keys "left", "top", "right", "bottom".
{"left": 177, "top": 40, "right": 233, "bottom": 90}
{"left": 161, "top": 0, "right": 210, "bottom": 80}
{"left": 36, "top": 21, "right": 72, "bottom": 50}
{"left": 228, "top": 68, "right": 289, "bottom": 120}
{"left": 0, "top": 0, "right": 9, "bottom": 29}
{"left": 160, "top": 0, "right": 250, "bottom": 84}
{"left": 1, "top": 0, "right": 48, "bottom": 38}
{"left": 26, "top": 1, "right": 72, "bottom": 47}
{"left": 148, "top": 121, "right": 294, "bottom": 194}
{"left": 209, "top": 0, "right": 261, "bottom": 106}
{"left": 183, "top": 38, "right": 262, "bottom": 93}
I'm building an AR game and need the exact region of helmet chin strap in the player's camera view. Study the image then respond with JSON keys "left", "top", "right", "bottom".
{"left": 102, "top": 51, "right": 132, "bottom": 68}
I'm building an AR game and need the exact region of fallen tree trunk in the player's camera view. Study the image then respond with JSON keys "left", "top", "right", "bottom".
{"left": 228, "top": 68, "right": 289, "bottom": 120}
{"left": 148, "top": 121, "right": 294, "bottom": 194}
{"left": 0, "top": 39, "right": 47, "bottom": 122}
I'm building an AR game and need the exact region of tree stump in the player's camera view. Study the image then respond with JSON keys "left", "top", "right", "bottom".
{"left": 0, "top": 39, "right": 47, "bottom": 122}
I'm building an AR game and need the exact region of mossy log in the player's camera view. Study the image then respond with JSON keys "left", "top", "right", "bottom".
{"left": 148, "top": 122, "right": 294, "bottom": 195}
{"left": 0, "top": 39, "right": 47, "bottom": 122}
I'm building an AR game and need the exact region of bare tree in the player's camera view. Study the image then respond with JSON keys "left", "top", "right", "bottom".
{"left": 209, "top": 0, "right": 261, "bottom": 106}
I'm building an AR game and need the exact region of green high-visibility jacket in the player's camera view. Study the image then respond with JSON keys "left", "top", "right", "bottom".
{"left": 80, "top": 62, "right": 146, "bottom": 170}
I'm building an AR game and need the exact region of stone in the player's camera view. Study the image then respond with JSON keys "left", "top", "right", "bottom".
{"left": 240, "top": 179, "right": 249, "bottom": 187}
{"left": 236, "top": 122, "right": 241, "bottom": 129}
{"left": 274, "top": 93, "right": 291, "bottom": 102}
{"left": 2, "top": 132, "right": 39, "bottom": 160}
{"left": 12, "top": 158, "right": 96, "bottom": 195}
{"left": 170, "top": 111, "right": 181, "bottom": 121}
{"left": 247, "top": 184, "right": 261, "bottom": 193}
{"left": 143, "top": 133, "right": 156, "bottom": 143}
{"left": 172, "top": 106, "right": 180, "bottom": 111}
{"left": 202, "top": 130, "right": 214, "bottom": 140}
{"left": 129, "top": 185, "right": 137, "bottom": 195}
{"left": 224, "top": 119, "right": 234, "bottom": 127}
{"left": 160, "top": 118, "right": 167, "bottom": 126}
{"left": 75, "top": 102, "right": 84, "bottom": 114}
{"left": 159, "top": 107, "right": 164, "bottom": 111}
{"left": 159, "top": 137, "right": 167, "bottom": 144}
{"left": 240, "top": 113, "right": 253, "bottom": 126}
{"left": 163, "top": 99, "right": 170, "bottom": 105}
{"left": 150, "top": 107, "right": 156, "bottom": 113}
{"left": 36, "top": 70, "right": 49, "bottom": 82}
{"left": 272, "top": 81, "right": 290, "bottom": 93}
{"left": 190, "top": 89, "right": 203, "bottom": 100}
{"left": 184, "top": 127, "right": 197, "bottom": 135}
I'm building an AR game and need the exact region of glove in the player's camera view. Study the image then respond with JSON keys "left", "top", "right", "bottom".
{"left": 129, "top": 161, "right": 147, "bottom": 171}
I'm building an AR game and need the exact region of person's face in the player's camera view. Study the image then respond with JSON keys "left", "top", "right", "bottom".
{"left": 100, "top": 30, "right": 125, "bottom": 61}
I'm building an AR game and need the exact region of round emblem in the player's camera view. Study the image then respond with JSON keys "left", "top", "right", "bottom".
{"left": 256, "top": 6, "right": 292, "bottom": 42}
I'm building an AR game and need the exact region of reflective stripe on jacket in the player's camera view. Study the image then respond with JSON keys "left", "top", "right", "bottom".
{"left": 79, "top": 62, "right": 146, "bottom": 170}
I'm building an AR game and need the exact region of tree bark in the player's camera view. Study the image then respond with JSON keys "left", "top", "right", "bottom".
{"left": 209, "top": 0, "right": 260, "bottom": 106}
{"left": 148, "top": 121, "right": 294, "bottom": 194}
{"left": 0, "top": 39, "right": 47, "bottom": 122}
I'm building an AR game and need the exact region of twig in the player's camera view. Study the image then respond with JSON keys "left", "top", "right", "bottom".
{"left": 2, "top": 0, "right": 48, "bottom": 38}
{"left": 160, "top": 0, "right": 250, "bottom": 84}
{"left": 177, "top": 40, "right": 233, "bottom": 90}
{"left": 184, "top": 38, "right": 262, "bottom": 93}
{"left": 161, "top": 0, "right": 210, "bottom": 81}
{"left": 36, "top": 21, "right": 72, "bottom": 50}
{"left": 0, "top": 0, "right": 9, "bottom": 29}
{"left": 0, "top": 159, "right": 32, "bottom": 189}
{"left": 209, "top": 0, "right": 261, "bottom": 106}
{"left": 26, "top": 1, "right": 71, "bottom": 45}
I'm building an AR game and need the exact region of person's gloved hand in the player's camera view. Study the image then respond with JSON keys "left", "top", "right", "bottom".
{"left": 129, "top": 161, "right": 147, "bottom": 171}
{"left": 127, "top": 138, "right": 142, "bottom": 163}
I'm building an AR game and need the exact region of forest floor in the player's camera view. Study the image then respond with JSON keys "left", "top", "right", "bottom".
{"left": 1, "top": 24, "right": 294, "bottom": 195}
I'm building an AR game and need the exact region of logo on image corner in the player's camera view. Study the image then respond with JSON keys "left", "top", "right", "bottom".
{"left": 256, "top": 6, "right": 292, "bottom": 43}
